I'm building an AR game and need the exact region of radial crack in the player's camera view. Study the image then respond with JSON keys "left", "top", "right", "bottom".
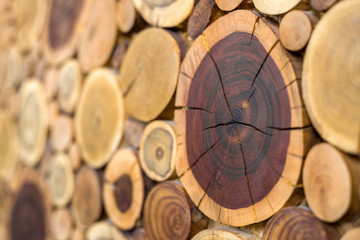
{"left": 233, "top": 121, "right": 272, "bottom": 136}
{"left": 180, "top": 71, "right": 193, "bottom": 80}
{"left": 175, "top": 106, "right": 213, "bottom": 114}
{"left": 277, "top": 78, "right": 300, "bottom": 94}
{"left": 266, "top": 125, "right": 312, "bottom": 131}
{"left": 198, "top": 168, "right": 220, "bottom": 208}
{"left": 248, "top": 16, "right": 260, "bottom": 45}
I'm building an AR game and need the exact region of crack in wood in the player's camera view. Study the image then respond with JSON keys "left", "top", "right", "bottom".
{"left": 180, "top": 71, "right": 192, "bottom": 80}
{"left": 277, "top": 78, "right": 300, "bottom": 94}
{"left": 248, "top": 16, "right": 260, "bottom": 45}
{"left": 198, "top": 168, "right": 221, "bottom": 208}
{"left": 266, "top": 125, "right": 312, "bottom": 131}
{"left": 202, "top": 120, "right": 272, "bottom": 136}
{"left": 175, "top": 105, "right": 213, "bottom": 114}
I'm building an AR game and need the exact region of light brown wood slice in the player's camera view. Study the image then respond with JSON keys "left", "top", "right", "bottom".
{"left": 78, "top": 0, "right": 117, "bottom": 72}
{"left": 187, "top": 0, "right": 215, "bottom": 40}
{"left": 192, "top": 228, "right": 259, "bottom": 240}
{"left": 42, "top": 67, "right": 59, "bottom": 101}
{"left": 132, "top": 0, "right": 194, "bottom": 27}
{"left": 253, "top": 0, "right": 308, "bottom": 15}
{"left": 119, "top": 27, "right": 180, "bottom": 122}
{"left": 341, "top": 228, "right": 360, "bottom": 240}
{"left": 75, "top": 68, "right": 125, "bottom": 168}
{"left": 144, "top": 181, "right": 191, "bottom": 240}
{"left": 139, "top": 120, "right": 177, "bottom": 181}
{"left": 69, "top": 142, "right": 82, "bottom": 170}
{"left": 45, "top": 152, "right": 75, "bottom": 207}
{"left": 103, "top": 149, "right": 144, "bottom": 230}
{"left": 13, "top": 0, "right": 47, "bottom": 53}
{"left": 9, "top": 167, "right": 50, "bottom": 240}
{"left": 302, "top": 0, "right": 360, "bottom": 155}
{"left": 57, "top": 59, "right": 82, "bottom": 113}
{"left": 215, "top": 0, "right": 243, "bottom": 11}
{"left": 50, "top": 115, "right": 74, "bottom": 152}
{"left": 311, "top": 0, "right": 339, "bottom": 11}
{"left": 279, "top": 10, "right": 318, "bottom": 52}
{"left": 86, "top": 221, "right": 127, "bottom": 240}
{"left": 0, "top": 112, "right": 18, "bottom": 180}
{"left": 18, "top": 79, "right": 49, "bottom": 166}
{"left": 72, "top": 166, "right": 102, "bottom": 229}
{"left": 124, "top": 118, "right": 146, "bottom": 148}
{"left": 50, "top": 208, "right": 73, "bottom": 240}
{"left": 72, "top": 228, "right": 85, "bottom": 240}
{"left": 303, "top": 143, "right": 360, "bottom": 222}
{"left": 48, "top": 100, "right": 59, "bottom": 128}
{"left": 115, "top": 0, "right": 136, "bottom": 33}
{"left": 3, "top": 47, "right": 23, "bottom": 90}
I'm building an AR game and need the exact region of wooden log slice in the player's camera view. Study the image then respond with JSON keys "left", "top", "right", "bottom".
{"left": 175, "top": 10, "right": 312, "bottom": 226}
{"left": 9, "top": 168, "right": 50, "bottom": 240}
{"left": 13, "top": 0, "right": 47, "bottom": 53}
{"left": 119, "top": 28, "right": 180, "bottom": 122}
{"left": 50, "top": 115, "right": 74, "bottom": 152}
{"left": 72, "top": 166, "right": 102, "bottom": 229}
{"left": 43, "top": 0, "right": 88, "bottom": 65}
{"left": 253, "top": 0, "right": 305, "bottom": 15}
{"left": 75, "top": 69, "right": 125, "bottom": 168}
{"left": 215, "top": 0, "right": 243, "bottom": 11}
{"left": 0, "top": 112, "right": 18, "bottom": 180}
{"left": 18, "top": 79, "right": 49, "bottom": 166}
{"left": 58, "top": 59, "right": 82, "bottom": 114}
{"left": 86, "top": 221, "right": 127, "bottom": 240}
{"left": 115, "top": 0, "right": 136, "bottom": 33}
{"left": 311, "top": 0, "right": 339, "bottom": 11}
{"left": 302, "top": 0, "right": 360, "bottom": 155}
{"left": 48, "top": 101, "right": 59, "bottom": 128}
{"left": 143, "top": 181, "right": 191, "bottom": 240}
{"left": 72, "top": 228, "right": 85, "bottom": 240}
{"left": 69, "top": 142, "right": 82, "bottom": 170}
{"left": 303, "top": 143, "right": 360, "bottom": 222}
{"left": 50, "top": 208, "right": 73, "bottom": 240}
{"left": 132, "top": 0, "right": 194, "bottom": 27}
{"left": 3, "top": 47, "right": 23, "bottom": 89}
{"left": 43, "top": 67, "right": 59, "bottom": 101}
{"left": 187, "top": 0, "right": 215, "bottom": 40}
{"left": 192, "top": 229, "right": 258, "bottom": 240}
{"left": 78, "top": 0, "right": 117, "bottom": 72}
{"left": 263, "top": 207, "right": 339, "bottom": 240}
{"left": 45, "top": 152, "right": 75, "bottom": 207}
{"left": 103, "top": 149, "right": 144, "bottom": 230}
{"left": 139, "top": 120, "right": 177, "bottom": 181}
{"left": 341, "top": 228, "right": 360, "bottom": 240}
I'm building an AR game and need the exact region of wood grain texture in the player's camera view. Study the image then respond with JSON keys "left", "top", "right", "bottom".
{"left": 86, "top": 221, "right": 127, "bottom": 240}
{"left": 176, "top": 10, "right": 311, "bottom": 226}
{"left": 144, "top": 181, "right": 191, "bottom": 240}
{"left": 192, "top": 228, "right": 259, "bottom": 240}
{"left": 302, "top": 0, "right": 360, "bottom": 156}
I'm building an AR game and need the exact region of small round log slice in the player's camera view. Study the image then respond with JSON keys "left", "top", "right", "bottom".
{"left": 263, "top": 207, "right": 339, "bottom": 240}
{"left": 341, "top": 228, "right": 360, "bottom": 240}
{"left": 176, "top": 10, "right": 311, "bottom": 226}
{"left": 115, "top": 0, "right": 136, "bottom": 33}
{"left": 86, "top": 221, "right": 127, "bottom": 240}
{"left": 45, "top": 152, "right": 75, "bottom": 207}
{"left": 78, "top": 0, "right": 117, "bottom": 72}
{"left": 132, "top": 0, "right": 194, "bottom": 27}
{"left": 191, "top": 229, "right": 256, "bottom": 240}
{"left": 103, "top": 149, "right": 144, "bottom": 230}
{"left": 57, "top": 59, "right": 82, "bottom": 114}
{"left": 50, "top": 115, "right": 74, "bottom": 152}
{"left": 18, "top": 79, "right": 49, "bottom": 166}
{"left": 139, "top": 120, "right": 177, "bottom": 181}
{"left": 119, "top": 27, "right": 180, "bottom": 122}
{"left": 143, "top": 181, "right": 191, "bottom": 240}
{"left": 9, "top": 168, "right": 50, "bottom": 240}
{"left": 302, "top": 0, "right": 360, "bottom": 155}
{"left": 0, "top": 112, "right": 18, "bottom": 180}
{"left": 311, "top": 0, "right": 339, "bottom": 11}
{"left": 75, "top": 69, "right": 125, "bottom": 168}
{"left": 72, "top": 166, "right": 102, "bottom": 229}
{"left": 50, "top": 208, "right": 73, "bottom": 240}
{"left": 253, "top": 0, "right": 303, "bottom": 15}
{"left": 215, "top": 0, "right": 243, "bottom": 11}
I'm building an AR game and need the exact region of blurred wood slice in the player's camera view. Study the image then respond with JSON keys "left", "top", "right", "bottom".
{"left": 215, "top": 0, "right": 243, "bottom": 11}
{"left": 253, "top": 0, "right": 309, "bottom": 15}
{"left": 42, "top": 67, "right": 59, "bottom": 101}
{"left": 341, "top": 228, "right": 360, "bottom": 240}
{"left": 48, "top": 100, "right": 59, "bottom": 128}
{"left": 50, "top": 115, "right": 74, "bottom": 152}
{"left": 69, "top": 142, "right": 82, "bottom": 171}
{"left": 86, "top": 221, "right": 127, "bottom": 240}
{"left": 50, "top": 208, "right": 73, "bottom": 240}
{"left": 187, "top": 0, "right": 215, "bottom": 40}
{"left": 192, "top": 228, "right": 259, "bottom": 240}
{"left": 3, "top": 47, "right": 23, "bottom": 90}
{"left": 311, "top": 0, "right": 339, "bottom": 11}
{"left": 115, "top": 0, "right": 136, "bottom": 33}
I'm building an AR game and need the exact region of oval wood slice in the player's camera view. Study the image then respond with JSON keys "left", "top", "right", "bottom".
{"left": 115, "top": 0, "right": 136, "bottom": 33}
{"left": 341, "top": 228, "right": 360, "bottom": 240}
{"left": 69, "top": 142, "right": 82, "bottom": 170}
{"left": 9, "top": 168, "right": 50, "bottom": 240}
{"left": 18, "top": 79, "right": 49, "bottom": 166}
{"left": 215, "top": 0, "right": 243, "bottom": 11}
{"left": 187, "top": 0, "right": 215, "bottom": 40}
{"left": 132, "top": 0, "right": 194, "bottom": 27}
{"left": 263, "top": 207, "right": 339, "bottom": 240}
{"left": 43, "top": 67, "right": 59, "bottom": 101}
{"left": 302, "top": 0, "right": 360, "bottom": 155}
{"left": 175, "top": 10, "right": 312, "bottom": 226}
{"left": 119, "top": 27, "right": 180, "bottom": 122}
{"left": 311, "top": 0, "right": 339, "bottom": 11}
{"left": 86, "top": 221, "right": 127, "bottom": 240}
{"left": 45, "top": 152, "right": 75, "bottom": 207}
{"left": 75, "top": 68, "right": 125, "bottom": 168}
{"left": 140, "top": 120, "right": 177, "bottom": 181}
{"left": 13, "top": 0, "right": 47, "bottom": 53}
{"left": 50, "top": 115, "right": 74, "bottom": 152}
{"left": 0, "top": 112, "right": 18, "bottom": 180}
{"left": 103, "top": 149, "right": 144, "bottom": 230}
{"left": 4, "top": 47, "right": 23, "bottom": 89}
{"left": 144, "top": 181, "right": 191, "bottom": 240}
{"left": 50, "top": 208, "right": 73, "bottom": 240}
{"left": 78, "top": 0, "right": 117, "bottom": 72}
{"left": 253, "top": 0, "right": 303, "bottom": 15}
{"left": 58, "top": 59, "right": 82, "bottom": 113}
{"left": 72, "top": 166, "right": 102, "bottom": 229}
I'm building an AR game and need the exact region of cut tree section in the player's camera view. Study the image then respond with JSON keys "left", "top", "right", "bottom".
{"left": 302, "top": 0, "right": 360, "bottom": 156}
{"left": 143, "top": 181, "right": 191, "bottom": 240}
{"left": 215, "top": 0, "right": 243, "bottom": 11}
{"left": 253, "top": 0, "right": 305, "bottom": 15}
{"left": 86, "top": 221, "right": 127, "bottom": 240}
{"left": 103, "top": 149, "right": 144, "bottom": 230}
{"left": 50, "top": 208, "right": 73, "bottom": 240}
{"left": 192, "top": 229, "right": 258, "bottom": 240}
{"left": 175, "top": 10, "right": 311, "bottom": 226}
{"left": 75, "top": 69, "right": 125, "bottom": 168}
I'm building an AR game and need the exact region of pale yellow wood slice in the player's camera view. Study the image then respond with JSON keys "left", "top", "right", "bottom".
{"left": 50, "top": 115, "right": 74, "bottom": 152}
{"left": 139, "top": 120, "right": 177, "bottom": 181}
{"left": 132, "top": 0, "right": 194, "bottom": 27}
{"left": 78, "top": 0, "right": 117, "bottom": 72}
{"left": 75, "top": 68, "right": 125, "bottom": 168}
{"left": 86, "top": 221, "right": 127, "bottom": 240}
{"left": 45, "top": 152, "right": 75, "bottom": 207}
{"left": 18, "top": 79, "right": 49, "bottom": 166}
{"left": 103, "top": 149, "right": 144, "bottom": 230}
{"left": 58, "top": 59, "right": 82, "bottom": 113}
{"left": 116, "top": 0, "right": 136, "bottom": 33}
{"left": 50, "top": 208, "right": 73, "bottom": 240}
{"left": 119, "top": 27, "right": 180, "bottom": 122}
{"left": 215, "top": 0, "right": 243, "bottom": 11}
{"left": 3, "top": 47, "right": 23, "bottom": 90}
{"left": 253, "top": 0, "right": 305, "bottom": 15}
{"left": 302, "top": 0, "right": 360, "bottom": 155}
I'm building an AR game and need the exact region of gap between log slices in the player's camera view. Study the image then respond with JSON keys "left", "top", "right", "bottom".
{"left": 175, "top": 10, "right": 315, "bottom": 227}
